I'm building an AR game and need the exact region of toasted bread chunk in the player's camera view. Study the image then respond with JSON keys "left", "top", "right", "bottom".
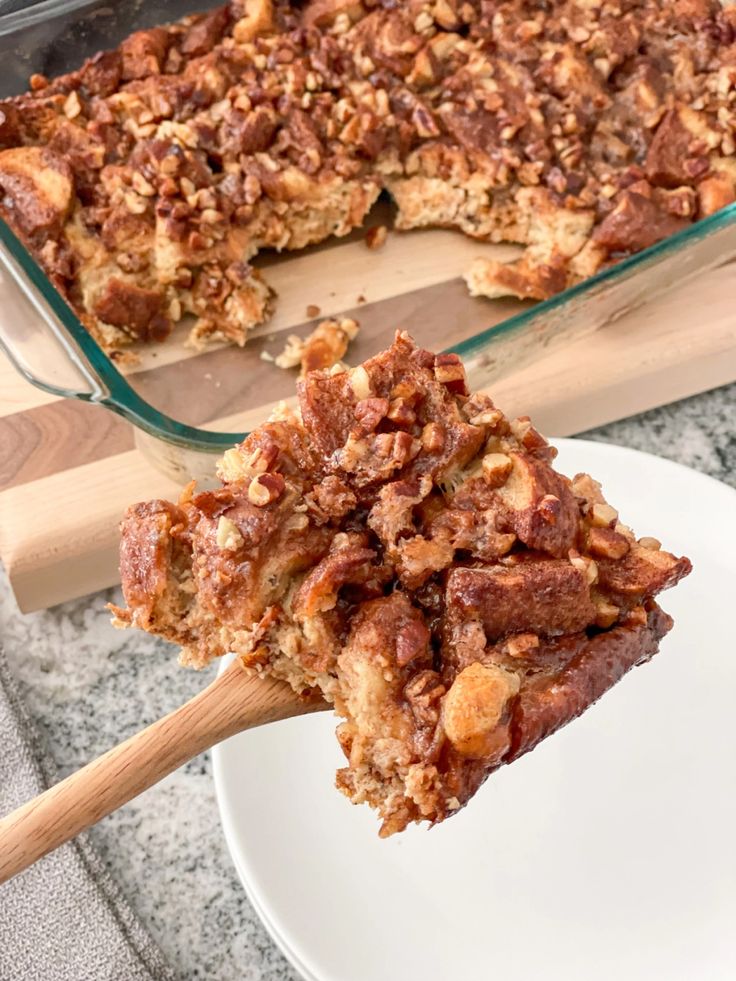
{"left": 0, "top": 147, "right": 73, "bottom": 238}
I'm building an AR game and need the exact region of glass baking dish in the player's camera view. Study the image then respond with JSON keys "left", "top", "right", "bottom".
{"left": 2, "top": 0, "right": 736, "bottom": 481}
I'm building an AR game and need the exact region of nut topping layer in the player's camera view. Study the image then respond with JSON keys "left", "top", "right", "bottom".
{"left": 1, "top": 0, "right": 735, "bottom": 352}
{"left": 113, "top": 332, "right": 691, "bottom": 835}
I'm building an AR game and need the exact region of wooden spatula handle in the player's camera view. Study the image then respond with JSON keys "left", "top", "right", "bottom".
{"left": 0, "top": 659, "right": 325, "bottom": 884}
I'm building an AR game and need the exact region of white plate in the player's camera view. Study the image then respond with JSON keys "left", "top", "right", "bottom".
{"left": 213, "top": 439, "right": 736, "bottom": 981}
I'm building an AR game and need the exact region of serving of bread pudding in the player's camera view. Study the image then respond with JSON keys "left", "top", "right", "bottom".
{"left": 113, "top": 334, "right": 691, "bottom": 834}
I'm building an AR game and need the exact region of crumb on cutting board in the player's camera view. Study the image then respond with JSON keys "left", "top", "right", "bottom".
{"left": 365, "top": 225, "right": 388, "bottom": 250}
{"left": 274, "top": 318, "right": 360, "bottom": 376}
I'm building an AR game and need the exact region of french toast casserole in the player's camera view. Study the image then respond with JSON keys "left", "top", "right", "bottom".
{"left": 113, "top": 334, "right": 691, "bottom": 835}
{"left": 0, "top": 0, "right": 735, "bottom": 353}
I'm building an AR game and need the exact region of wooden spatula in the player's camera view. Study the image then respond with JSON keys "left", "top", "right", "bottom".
{"left": 0, "top": 658, "right": 327, "bottom": 884}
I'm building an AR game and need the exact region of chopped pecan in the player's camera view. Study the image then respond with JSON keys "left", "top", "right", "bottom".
{"left": 386, "top": 397, "right": 416, "bottom": 428}
{"left": 482, "top": 453, "right": 513, "bottom": 487}
{"left": 339, "top": 430, "right": 421, "bottom": 487}
{"left": 354, "top": 397, "right": 390, "bottom": 435}
{"left": 421, "top": 423, "right": 445, "bottom": 453}
{"left": 588, "top": 526, "right": 630, "bottom": 560}
{"left": 247, "top": 472, "right": 286, "bottom": 507}
{"left": 434, "top": 353, "right": 468, "bottom": 396}
{"left": 238, "top": 106, "right": 279, "bottom": 155}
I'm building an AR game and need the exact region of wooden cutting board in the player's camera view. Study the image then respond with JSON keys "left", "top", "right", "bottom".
{"left": 1, "top": 222, "right": 735, "bottom": 613}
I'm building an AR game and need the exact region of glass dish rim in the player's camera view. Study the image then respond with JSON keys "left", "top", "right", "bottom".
{"left": 453, "top": 199, "right": 736, "bottom": 362}
{"left": 0, "top": 0, "right": 168, "bottom": 37}
{"left": 3, "top": 201, "right": 736, "bottom": 452}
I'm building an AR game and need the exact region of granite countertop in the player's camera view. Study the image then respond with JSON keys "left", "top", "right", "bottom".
{"left": 1, "top": 382, "right": 734, "bottom": 981}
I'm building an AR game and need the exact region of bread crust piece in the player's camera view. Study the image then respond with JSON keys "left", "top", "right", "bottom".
{"left": 3, "top": 0, "right": 736, "bottom": 350}
{"left": 506, "top": 602, "right": 672, "bottom": 763}
{"left": 114, "top": 332, "right": 691, "bottom": 834}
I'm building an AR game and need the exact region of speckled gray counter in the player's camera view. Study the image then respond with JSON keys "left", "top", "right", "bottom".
{"left": 1, "top": 382, "right": 734, "bottom": 981}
